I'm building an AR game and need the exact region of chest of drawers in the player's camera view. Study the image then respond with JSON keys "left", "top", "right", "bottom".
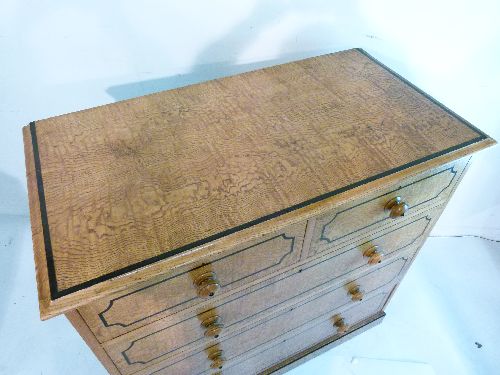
{"left": 23, "top": 48, "right": 495, "bottom": 374}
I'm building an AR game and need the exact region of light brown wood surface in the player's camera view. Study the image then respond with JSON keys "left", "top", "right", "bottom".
{"left": 94, "top": 191, "right": 445, "bottom": 373}
{"left": 224, "top": 237, "right": 423, "bottom": 375}
{"left": 130, "top": 276, "right": 395, "bottom": 375}
{"left": 309, "top": 157, "right": 468, "bottom": 255}
{"left": 233, "top": 295, "right": 389, "bottom": 375}
{"left": 102, "top": 247, "right": 416, "bottom": 373}
{"left": 81, "top": 201, "right": 440, "bottom": 343}
{"left": 78, "top": 221, "right": 305, "bottom": 341}
{"left": 23, "top": 48, "right": 494, "bottom": 318}
{"left": 257, "top": 312, "right": 386, "bottom": 375}
{"left": 132, "top": 288, "right": 391, "bottom": 375}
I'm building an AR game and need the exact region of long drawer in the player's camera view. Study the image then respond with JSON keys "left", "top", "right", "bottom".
{"left": 102, "top": 204, "right": 440, "bottom": 373}
{"left": 131, "top": 277, "right": 397, "bottom": 375}
{"left": 221, "top": 302, "right": 385, "bottom": 375}
{"left": 78, "top": 221, "right": 306, "bottom": 342}
{"left": 104, "top": 250, "right": 413, "bottom": 375}
{"left": 307, "top": 158, "right": 468, "bottom": 256}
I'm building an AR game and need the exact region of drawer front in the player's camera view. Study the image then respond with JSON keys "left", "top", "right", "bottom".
{"left": 309, "top": 158, "right": 468, "bottom": 255}
{"left": 103, "top": 206, "right": 438, "bottom": 371}
{"left": 223, "top": 299, "right": 387, "bottom": 375}
{"left": 312, "top": 205, "right": 441, "bottom": 265}
{"left": 105, "top": 253, "right": 411, "bottom": 375}
{"left": 132, "top": 282, "right": 395, "bottom": 375}
{"left": 80, "top": 221, "right": 306, "bottom": 342}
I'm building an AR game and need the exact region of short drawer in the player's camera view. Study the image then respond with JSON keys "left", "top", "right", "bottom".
{"left": 309, "top": 204, "right": 442, "bottom": 261}
{"left": 309, "top": 158, "right": 467, "bottom": 255}
{"left": 131, "top": 279, "right": 395, "bottom": 375}
{"left": 79, "top": 221, "right": 306, "bottom": 342}
{"left": 104, "top": 253, "right": 411, "bottom": 375}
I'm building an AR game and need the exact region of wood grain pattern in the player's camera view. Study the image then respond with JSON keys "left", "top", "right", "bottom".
{"left": 23, "top": 126, "right": 54, "bottom": 318}
{"left": 109, "top": 197, "right": 443, "bottom": 374}
{"left": 257, "top": 312, "right": 386, "bottom": 375}
{"left": 81, "top": 204, "right": 440, "bottom": 343}
{"left": 218, "top": 242, "right": 424, "bottom": 375}
{"left": 129, "top": 275, "right": 396, "bottom": 375}
{"left": 78, "top": 221, "right": 305, "bottom": 342}
{"left": 232, "top": 304, "right": 387, "bottom": 375}
{"left": 308, "top": 158, "right": 468, "bottom": 256}
{"left": 23, "top": 49, "right": 495, "bottom": 318}
{"left": 102, "top": 248, "right": 416, "bottom": 373}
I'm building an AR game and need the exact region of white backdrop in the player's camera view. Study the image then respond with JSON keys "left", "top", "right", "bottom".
{"left": 1, "top": 0, "right": 498, "bottom": 238}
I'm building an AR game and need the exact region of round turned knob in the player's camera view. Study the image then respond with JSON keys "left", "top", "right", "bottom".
{"left": 363, "top": 245, "right": 384, "bottom": 265}
{"left": 333, "top": 315, "right": 349, "bottom": 334}
{"left": 201, "top": 315, "right": 224, "bottom": 338}
{"left": 208, "top": 350, "right": 226, "bottom": 369}
{"left": 348, "top": 284, "right": 363, "bottom": 301}
{"left": 385, "top": 196, "right": 409, "bottom": 218}
{"left": 194, "top": 271, "right": 220, "bottom": 298}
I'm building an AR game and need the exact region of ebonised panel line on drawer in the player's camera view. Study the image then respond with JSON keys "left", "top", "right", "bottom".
{"left": 98, "top": 233, "right": 295, "bottom": 328}
{"left": 146, "top": 292, "right": 389, "bottom": 375}
{"left": 102, "top": 214, "right": 429, "bottom": 331}
{"left": 319, "top": 165, "right": 457, "bottom": 244}
{"left": 121, "top": 256, "right": 410, "bottom": 366}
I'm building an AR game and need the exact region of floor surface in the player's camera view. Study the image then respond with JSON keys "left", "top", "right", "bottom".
{"left": 0, "top": 215, "right": 499, "bottom": 375}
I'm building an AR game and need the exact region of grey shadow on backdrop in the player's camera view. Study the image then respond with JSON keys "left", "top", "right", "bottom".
{"left": 106, "top": 0, "right": 356, "bottom": 101}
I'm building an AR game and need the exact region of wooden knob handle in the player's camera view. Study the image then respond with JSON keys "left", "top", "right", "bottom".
{"left": 363, "top": 245, "right": 384, "bottom": 264}
{"left": 385, "top": 196, "right": 409, "bottom": 218}
{"left": 194, "top": 271, "right": 220, "bottom": 298}
{"left": 208, "top": 350, "right": 226, "bottom": 369}
{"left": 333, "top": 315, "right": 349, "bottom": 334}
{"left": 348, "top": 284, "right": 363, "bottom": 301}
{"left": 201, "top": 315, "right": 224, "bottom": 338}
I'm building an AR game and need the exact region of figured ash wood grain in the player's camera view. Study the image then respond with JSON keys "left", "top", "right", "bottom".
{"left": 130, "top": 286, "right": 392, "bottom": 375}
{"left": 24, "top": 48, "right": 494, "bottom": 318}
{"left": 79, "top": 221, "right": 305, "bottom": 342}
{"left": 103, "top": 253, "right": 412, "bottom": 374}
{"left": 308, "top": 158, "right": 468, "bottom": 256}
{"left": 231, "top": 311, "right": 387, "bottom": 375}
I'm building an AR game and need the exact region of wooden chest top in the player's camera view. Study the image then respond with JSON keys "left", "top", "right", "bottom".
{"left": 23, "top": 48, "right": 494, "bottom": 318}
